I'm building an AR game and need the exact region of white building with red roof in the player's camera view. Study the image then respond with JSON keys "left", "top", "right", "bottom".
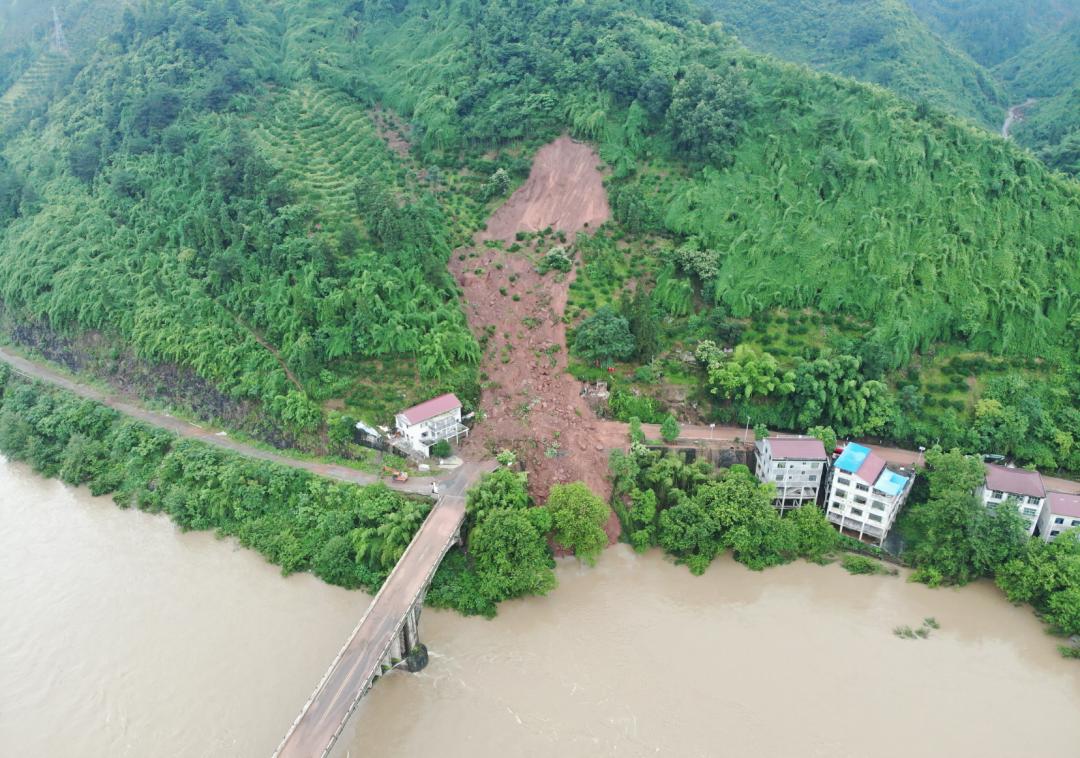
{"left": 1043, "top": 491, "right": 1080, "bottom": 542}
{"left": 977, "top": 464, "right": 1046, "bottom": 536}
{"left": 824, "top": 443, "right": 912, "bottom": 545}
{"left": 755, "top": 436, "right": 828, "bottom": 511}
{"left": 394, "top": 393, "right": 467, "bottom": 458}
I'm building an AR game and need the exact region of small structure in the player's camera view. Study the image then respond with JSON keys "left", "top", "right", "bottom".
{"left": 977, "top": 464, "right": 1046, "bottom": 536}
{"left": 1043, "top": 492, "right": 1080, "bottom": 542}
{"left": 394, "top": 394, "right": 468, "bottom": 458}
{"left": 353, "top": 420, "right": 388, "bottom": 451}
{"left": 825, "top": 443, "right": 912, "bottom": 545}
{"left": 754, "top": 435, "right": 828, "bottom": 511}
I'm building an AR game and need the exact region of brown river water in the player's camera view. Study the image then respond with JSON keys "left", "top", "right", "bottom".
{"left": 2, "top": 456, "right": 1079, "bottom": 758}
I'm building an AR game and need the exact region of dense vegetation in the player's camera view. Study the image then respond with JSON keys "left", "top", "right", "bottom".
{"left": 609, "top": 446, "right": 840, "bottom": 573}
{"left": 0, "top": 0, "right": 483, "bottom": 448}
{"left": 428, "top": 465, "right": 607, "bottom": 617}
{"left": 0, "top": 366, "right": 428, "bottom": 590}
{"left": 706, "top": 0, "right": 1006, "bottom": 127}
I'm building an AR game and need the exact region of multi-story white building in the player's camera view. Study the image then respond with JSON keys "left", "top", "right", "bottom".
{"left": 1043, "top": 492, "right": 1080, "bottom": 542}
{"left": 754, "top": 436, "right": 828, "bottom": 511}
{"left": 977, "top": 464, "right": 1046, "bottom": 536}
{"left": 394, "top": 393, "right": 468, "bottom": 458}
{"left": 824, "top": 443, "right": 912, "bottom": 545}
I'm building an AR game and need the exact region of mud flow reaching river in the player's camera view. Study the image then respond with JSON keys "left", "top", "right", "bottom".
{"left": 2, "top": 456, "right": 1078, "bottom": 758}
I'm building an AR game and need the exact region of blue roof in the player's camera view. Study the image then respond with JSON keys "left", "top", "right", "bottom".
{"left": 834, "top": 443, "right": 870, "bottom": 474}
{"left": 876, "top": 470, "right": 909, "bottom": 497}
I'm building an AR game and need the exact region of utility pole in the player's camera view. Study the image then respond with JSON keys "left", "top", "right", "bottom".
{"left": 53, "top": 7, "right": 70, "bottom": 56}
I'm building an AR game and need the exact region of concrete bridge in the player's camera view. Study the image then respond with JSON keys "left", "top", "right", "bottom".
{"left": 272, "top": 460, "right": 495, "bottom": 758}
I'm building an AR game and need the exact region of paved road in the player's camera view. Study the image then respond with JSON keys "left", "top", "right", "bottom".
{"left": 0, "top": 346, "right": 438, "bottom": 495}
{"left": 273, "top": 460, "right": 495, "bottom": 758}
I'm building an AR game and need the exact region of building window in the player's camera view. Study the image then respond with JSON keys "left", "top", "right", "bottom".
{"left": 835, "top": 490, "right": 848, "bottom": 499}
{"left": 810, "top": 462, "right": 820, "bottom": 468}
{"left": 831, "top": 502, "right": 843, "bottom": 511}
{"left": 869, "top": 514, "right": 883, "bottom": 523}
{"left": 776, "top": 474, "right": 784, "bottom": 481}
{"left": 1022, "top": 508, "right": 1037, "bottom": 517}
{"left": 1073, "top": 520, "right": 1080, "bottom": 527}
{"left": 854, "top": 496, "right": 868, "bottom": 505}
{"left": 1056, "top": 517, "right": 1065, "bottom": 524}
{"left": 871, "top": 501, "right": 886, "bottom": 511}
{"left": 856, "top": 483, "right": 870, "bottom": 492}
{"left": 1027, "top": 496, "right": 1041, "bottom": 505}
{"left": 778, "top": 462, "right": 787, "bottom": 469}
{"left": 851, "top": 508, "right": 864, "bottom": 517}
{"left": 838, "top": 477, "right": 851, "bottom": 486}
{"left": 991, "top": 491, "right": 1004, "bottom": 499}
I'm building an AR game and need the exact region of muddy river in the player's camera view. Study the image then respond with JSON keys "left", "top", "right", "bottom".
{"left": 2, "top": 456, "right": 1078, "bottom": 757}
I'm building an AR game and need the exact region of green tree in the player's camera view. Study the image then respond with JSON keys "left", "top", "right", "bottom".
{"left": 668, "top": 63, "right": 750, "bottom": 164}
{"left": 469, "top": 507, "right": 557, "bottom": 600}
{"left": 808, "top": 425, "right": 838, "bottom": 453}
{"left": 546, "top": 482, "right": 609, "bottom": 565}
{"left": 997, "top": 532, "right": 1080, "bottom": 636}
{"left": 572, "top": 307, "right": 635, "bottom": 365}
{"left": 465, "top": 467, "right": 530, "bottom": 532}
{"left": 660, "top": 414, "right": 681, "bottom": 443}
{"left": 430, "top": 439, "right": 452, "bottom": 458}
{"left": 787, "top": 504, "right": 840, "bottom": 563}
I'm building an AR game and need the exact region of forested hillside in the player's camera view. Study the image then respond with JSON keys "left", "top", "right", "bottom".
{"left": 997, "top": 19, "right": 1080, "bottom": 175}
{"left": 350, "top": 0, "right": 1080, "bottom": 471}
{"left": 2, "top": 0, "right": 1080, "bottom": 473}
{"left": 0, "top": 0, "right": 482, "bottom": 449}
{"left": 907, "top": 0, "right": 1077, "bottom": 67}
{"left": 706, "top": 0, "right": 1006, "bottom": 127}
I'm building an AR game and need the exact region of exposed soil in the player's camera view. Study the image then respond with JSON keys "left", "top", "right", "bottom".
{"left": 452, "top": 137, "right": 625, "bottom": 536}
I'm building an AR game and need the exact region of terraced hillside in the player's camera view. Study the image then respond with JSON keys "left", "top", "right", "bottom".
{"left": 0, "top": 51, "right": 71, "bottom": 127}
{"left": 252, "top": 85, "right": 404, "bottom": 223}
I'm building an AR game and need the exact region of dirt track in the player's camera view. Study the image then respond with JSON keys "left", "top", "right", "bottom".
{"left": 453, "top": 137, "right": 624, "bottom": 532}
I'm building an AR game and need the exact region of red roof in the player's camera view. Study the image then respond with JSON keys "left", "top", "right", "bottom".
{"left": 399, "top": 393, "right": 461, "bottom": 426}
{"left": 1047, "top": 492, "right": 1080, "bottom": 519}
{"left": 985, "top": 464, "right": 1045, "bottom": 499}
{"left": 767, "top": 437, "right": 828, "bottom": 461}
{"left": 855, "top": 452, "right": 887, "bottom": 486}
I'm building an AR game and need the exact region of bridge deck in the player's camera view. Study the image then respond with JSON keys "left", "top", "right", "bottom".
{"left": 273, "top": 461, "right": 492, "bottom": 758}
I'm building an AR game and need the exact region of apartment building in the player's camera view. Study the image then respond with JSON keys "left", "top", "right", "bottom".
{"left": 824, "top": 443, "right": 912, "bottom": 545}
{"left": 977, "top": 464, "right": 1046, "bottom": 536}
{"left": 754, "top": 436, "right": 828, "bottom": 511}
{"left": 1043, "top": 492, "right": 1080, "bottom": 542}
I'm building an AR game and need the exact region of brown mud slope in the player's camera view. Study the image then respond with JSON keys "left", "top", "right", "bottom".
{"left": 481, "top": 135, "right": 611, "bottom": 240}
{"left": 453, "top": 137, "right": 625, "bottom": 537}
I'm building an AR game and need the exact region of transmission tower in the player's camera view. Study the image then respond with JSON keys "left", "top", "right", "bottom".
{"left": 52, "top": 7, "right": 70, "bottom": 56}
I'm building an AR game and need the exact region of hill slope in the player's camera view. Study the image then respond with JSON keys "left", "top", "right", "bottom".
{"left": 706, "top": 0, "right": 1006, "bottom": 128}
{"left": 997, "top": 19, "right": 1080, "bottom": 174}
{"left": 907, "top": 0, "right": 1078, "bottom": 67}
{"left": 1, "top": 0, "right": 1079, "bottom": 471}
